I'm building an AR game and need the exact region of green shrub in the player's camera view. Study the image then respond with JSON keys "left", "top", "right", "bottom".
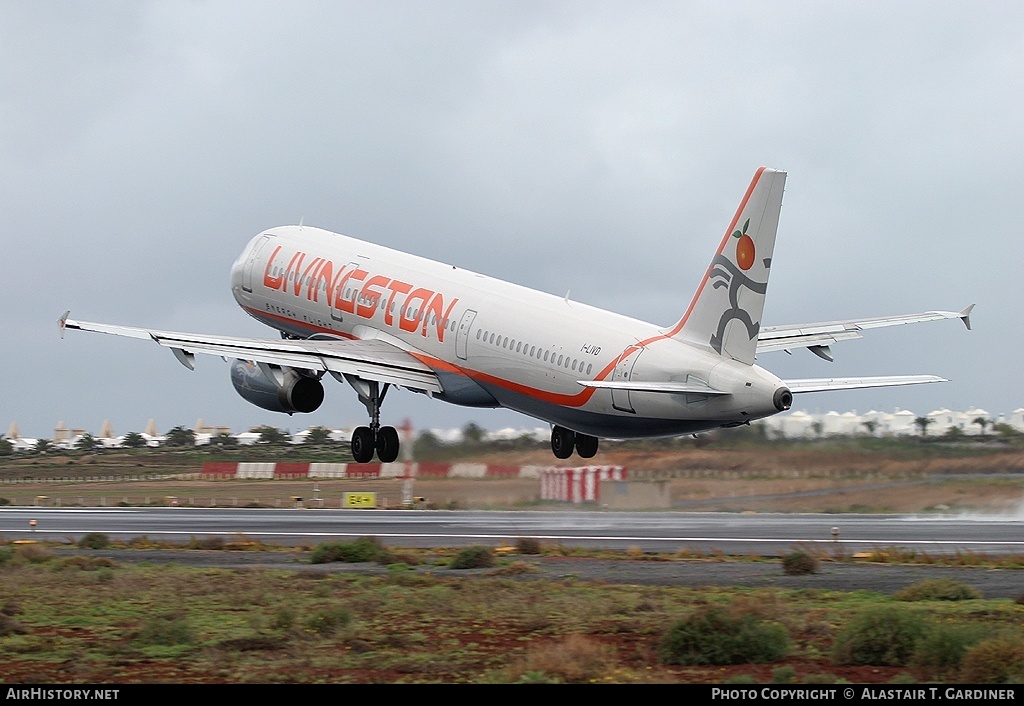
{"left": 511, "top": 634, "right": 615, "bottom": 683}
{"left": 56, "top": 556, "right": 118, "bottom": 571}
{"left": 893, "top": 578, "right": 982, "bottom": 601}
{"left": 913, "top": 623, "right": 988, "bottom": 678}
{"left": 14, "top": 544, "right": 53, "bottom": 564}
{"left": 772, "top": 665, "right": 796, "bottom": 683}
{"left": 191, "top": 536, "right": 225, "bottom": 550}
{"left": 802, "top": 673, "right": 841, "bottom": 684}
{"left": 449, "top": 545, "right": 495, "bottom": 569}
{"left": 659, "top": 605, "right": 790, "bottom": 665}
{"left": 309, "top": 537, "right": 384, "bottom": 564}
{"left": 832, "top": 606, "right": 930, "bottom": 666}
{"left": 516, "top": 537, "right": 544, "bottom": 555}
{"left": 135, "top": 613, "right": 194, "bottom": 646}
{"left": 303, "top": 606, "right": 352, "bottom": 636}
{"left": 959, "top": 638, "right": 1024, "bottom": 684}
{"left": 724, "top": 674, "right": 758, "bottom": 684}
{"left": 77, "top": 532, "right": 111, "bottom": 549}
{"left": 782, "top": 551, "right": 819, "bottom": 575}
{"left": 0, "top": 614, "right": 27, "bottom": 637}
{"left": 271, "top": 606, "right": 296, "bottom": 631}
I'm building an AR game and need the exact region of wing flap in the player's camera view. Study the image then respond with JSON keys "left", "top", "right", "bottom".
{"left": 60, "top": 315, "right": 443, "bottom": 394}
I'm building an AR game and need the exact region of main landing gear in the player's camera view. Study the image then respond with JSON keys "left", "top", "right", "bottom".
{"left": 347, "top": 378, "right": 401, "bottom": 464}
{"left": 550, "top": 425, "right": 599, "bottom": 460}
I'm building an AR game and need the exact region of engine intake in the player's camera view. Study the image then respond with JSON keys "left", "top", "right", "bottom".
{"left": 230, "top": 360, "right": 324, "bottom": 414}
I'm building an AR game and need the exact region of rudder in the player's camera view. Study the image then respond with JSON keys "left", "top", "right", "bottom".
{"left": 671, "top": 167, "right": 787, "bottom": 365}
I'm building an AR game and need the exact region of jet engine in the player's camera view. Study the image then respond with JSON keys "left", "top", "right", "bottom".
{"left": 229, "top": 359, "right": 324, "bottom": 414}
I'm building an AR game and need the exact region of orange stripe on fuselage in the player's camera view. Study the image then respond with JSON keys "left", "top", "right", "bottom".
{"left": 242, "top": 304, "right": 611, "bottom": 408}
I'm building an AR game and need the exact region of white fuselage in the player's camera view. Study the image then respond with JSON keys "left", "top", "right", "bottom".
{"left": 229, "top": 226, "right": 785, "bottom": 438}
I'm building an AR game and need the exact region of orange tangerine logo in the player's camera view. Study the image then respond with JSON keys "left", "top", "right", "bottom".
{"left": 732, "top": 218, "right": 754, "bottom": 270}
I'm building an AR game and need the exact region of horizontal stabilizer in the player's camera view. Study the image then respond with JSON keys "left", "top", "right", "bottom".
{"left": 785, "top": 375, "right": 947, "bottom": 393}
{"left": 759, "top": 308, "right": 974, "bottom": 356}
{"left": 578, "top": 380, "right": 730, "bottom": 395}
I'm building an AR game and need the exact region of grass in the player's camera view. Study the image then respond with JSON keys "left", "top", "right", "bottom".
{"left": 1, "top": 542, "right": 1023, "bottom": 683}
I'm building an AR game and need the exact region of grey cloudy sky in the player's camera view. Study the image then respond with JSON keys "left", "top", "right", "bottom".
{"left": 2, "top": 1, "right": 1020, "bottom": 439}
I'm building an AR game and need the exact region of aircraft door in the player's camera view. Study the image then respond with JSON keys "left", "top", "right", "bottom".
{"left": 242, "top": 236, "right": 271, "bottom": 293}
{"left": 611, "top": 346, "right": 643, "bottom": 413}
{"left": 456, "top": 309, "right": 477, "bottom": 361}
{"left": 330, "top": 261, "right": 361, "bottom": 322}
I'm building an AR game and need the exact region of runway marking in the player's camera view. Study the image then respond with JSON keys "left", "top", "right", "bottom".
{"left": 5, "top": 528, "right": 1024, "bottom": 547}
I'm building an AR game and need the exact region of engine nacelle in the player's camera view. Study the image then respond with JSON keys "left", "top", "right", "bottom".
{"left": 229, "top": 360, "right": 324, "bottom": 414}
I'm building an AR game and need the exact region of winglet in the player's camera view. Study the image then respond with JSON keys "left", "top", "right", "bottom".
{"left": 58, "top": 311, "right": 70, "bottom": 339}
{"left": 959, "top": 304, "right": 975, "bottom": 331}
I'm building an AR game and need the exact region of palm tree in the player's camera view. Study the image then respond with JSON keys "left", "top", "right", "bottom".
{"left": 914, "top": 417, "right": 933, "bottom": 437}
{"left": 165, "top": 426, "right": 196, "bottom": 447}
{"left": 972, "top": 417, "right": 990, "bottom": 437}
{"left": 305, "top": 426, "right": 333, "bottom": 446}
{"left": 253, "top": 425, "right": 289, "bottom": 446}
{"left": 122, "top": 431, "right": 147, "bottom": 448}
{"left": 462, "top": 422, "right": 485, "bottom": 445}
{"left": 75, "top": 433, "right": 99, "bottom": 451}
{"left": 861, "top": 420, "right": 878, "bottom": 436}
{"left": 210, "top": 431, "right": 237, "bottom": 447}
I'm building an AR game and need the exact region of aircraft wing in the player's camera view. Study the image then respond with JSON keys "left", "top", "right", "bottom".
{"left": 58, "top": 313, "right": 443, "bottom": 394}
{"left": 784, "top": 375, "right": 946, "bottom": 393}
{"left": 757, "top": 306, "right": 974, "bottom": 360}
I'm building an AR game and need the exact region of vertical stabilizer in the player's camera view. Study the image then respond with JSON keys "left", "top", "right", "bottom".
{"left": 671, "top": 167, "right": 786, "bottom": 365}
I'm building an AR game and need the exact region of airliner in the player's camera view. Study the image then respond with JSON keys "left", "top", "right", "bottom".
{"left": 60, "top": 167, "right": 972, "bottom": 462}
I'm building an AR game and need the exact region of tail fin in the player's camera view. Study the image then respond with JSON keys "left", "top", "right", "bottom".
{"left": 670, "top": 167, "right": 787, "bottom": 365}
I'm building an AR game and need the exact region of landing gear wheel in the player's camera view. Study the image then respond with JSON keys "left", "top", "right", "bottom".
{"left": 351, "top": 426, "right": 375, "bottom": 463}
{"left": 575, "top": 433, "right": 599, "bottom": 459}
{"left": 376, "top": 426, "right": 400, "bottom": 463}
{"left": 551, "top": 426, "right": 576, "bottom": 460}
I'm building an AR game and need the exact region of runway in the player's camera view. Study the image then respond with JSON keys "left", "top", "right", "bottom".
{"left": 2, "top": 506, "right": 1024, "bottom": 555}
